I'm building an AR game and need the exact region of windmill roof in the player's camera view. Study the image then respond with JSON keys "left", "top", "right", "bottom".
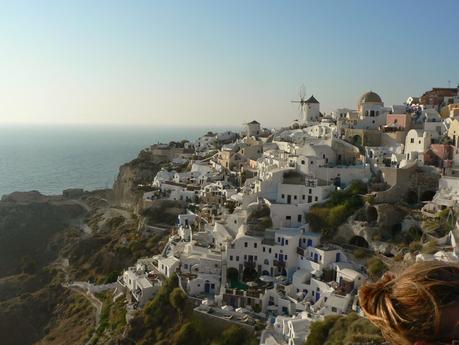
{"left": 306, "top": 95, "right": 319, "bottom": 104}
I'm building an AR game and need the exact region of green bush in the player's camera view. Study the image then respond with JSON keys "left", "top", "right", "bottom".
{"left": 353, "top": 248, "right": 368, "bottom": 259}
{"left": 408, "top": 241, "right": 422, "bottom": 253}
{"left": 305, "top": 181, "right": 366, "bottom": 239}
{"left": 422, "top": 240, "right": 438, "bottom": 254}
{"left": 304, "top": 313, "right": 384, "bottom": 345}
{"left": 367, "top": 257, "right": 388, "bottom": 280}
{"left": 104, "top": 271, "right": 119, "bottom": 284}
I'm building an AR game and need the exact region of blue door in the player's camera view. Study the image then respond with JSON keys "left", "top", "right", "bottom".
{"left": 313, "top": 253, "right": 318, "bottom": 262}
{"left": 307, "top": 239, "right": 312, "bottom": 247}
{"left": 278, "top": 254, "right": 284, "bottom": 262}
{"left": 336, "top": 253, "right": 341, "bottom": 262}
{"left": 315, "top": 292, "right": 321, "bottom": 302}
{"left": 204, "top": 282, "right": 210, "bottom": 293}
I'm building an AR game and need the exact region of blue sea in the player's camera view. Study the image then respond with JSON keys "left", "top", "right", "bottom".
{"left": 0, "top": 124, "right": 233, "bottom": 197}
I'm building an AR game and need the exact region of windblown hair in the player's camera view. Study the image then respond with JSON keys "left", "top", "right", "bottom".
{"left": 359, "top": 261, "right": 459, "bottom": 345}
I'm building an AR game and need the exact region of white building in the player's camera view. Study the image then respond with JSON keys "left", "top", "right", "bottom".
{"left": 246, "top": 120, "right": 261, "bottom": 138}
{"left": 404, "top": 129, "right": 432, "bottom": 162}
{"left": 120, "top": 263, "right": 161, "bottom": 306}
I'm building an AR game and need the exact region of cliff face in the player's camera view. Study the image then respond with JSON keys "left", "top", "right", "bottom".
{"left": 112, "top": 149, "right": 169, "bottom": 208}
{"left": 0, "top": 199, "right": 86, "bottom": 278}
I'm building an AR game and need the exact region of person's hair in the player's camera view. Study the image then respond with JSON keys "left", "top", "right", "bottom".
{"left": 359, "top": 261, "right": 459, "bottom": 345}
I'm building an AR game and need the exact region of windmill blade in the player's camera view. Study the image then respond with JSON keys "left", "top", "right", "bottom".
{"left": 299, "top": 84, "right": 306, "bottom": 99}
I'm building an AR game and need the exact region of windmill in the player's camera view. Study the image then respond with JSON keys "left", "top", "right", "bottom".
{"left": 291, "top": 85, "right": 308, "bottom": 124}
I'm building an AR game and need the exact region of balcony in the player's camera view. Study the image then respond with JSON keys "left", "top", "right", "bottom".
{"left": 296, "top": 246, "right": 305, "bottom": 256}
{"left": 244, "top": 261, "right": 256, "bottom": 269}
{"left": 273, "top": 260, "right": 286, "bottom": 268}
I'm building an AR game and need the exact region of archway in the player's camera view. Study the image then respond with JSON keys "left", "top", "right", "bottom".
{"left": 421, "top": 190, "right": 436, "bottom": 202}
{"left": 405, "top": 190, "right": 418, "bottom": 204}
{"left": 366, "top": 206, "right": 378, "bottom": 223}
{"left": 242, "top": 267, "right": 258, "bottom": 282}
{"left": 352, "top": 135, "right": 362, "bottom": 146}
{"left": 349, "top": 235, "right": 369, "bottom": 248}
{"left": 227, "top": 267, "right": 239, "bottom": 282}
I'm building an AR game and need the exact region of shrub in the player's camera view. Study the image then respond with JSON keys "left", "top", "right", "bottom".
{"left": 367, "top": 257, "right": 388, "bottom": 280}
{"left": 408, "top": 241, "right": 422, "bottom": 253}
{"left": 172, "top": 322, "right": 203, "bottom": 345}
{"left": 104, "top": 271, "right": 119, "bottom": 284}
{"left": 422, "top": 240, "right": 438, "bottom": 254}
{"left": 353, "top": 248, "right": 368, "bottom": 259}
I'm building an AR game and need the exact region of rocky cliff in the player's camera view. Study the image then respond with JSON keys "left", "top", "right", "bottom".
{"left": 112, "top": 149, "right": 169, "bottom": 209}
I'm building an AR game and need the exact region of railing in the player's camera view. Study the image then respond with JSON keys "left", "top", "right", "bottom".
{"left": 244, "top": 261, "right": 256, "bottom": 269}
{"left": 296, "top": 246, "right": 305, "bottom": 256}
{"left": 273, "top": 260, "right": 286, "bottom": 268}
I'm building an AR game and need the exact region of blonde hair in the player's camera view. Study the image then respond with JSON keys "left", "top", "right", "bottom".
{"left": 359, "top": 261, "right": 459, "bottom": 345}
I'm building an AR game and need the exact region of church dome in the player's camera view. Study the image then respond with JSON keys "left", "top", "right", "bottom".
{"left": 359, "top": 91, "right": 382, "bottom": 104}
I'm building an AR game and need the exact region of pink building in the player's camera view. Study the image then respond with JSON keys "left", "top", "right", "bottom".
{"left": 385, "top": 114, "right": 411, "bottom": 131}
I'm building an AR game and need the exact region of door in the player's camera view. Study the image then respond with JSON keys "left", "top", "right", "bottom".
{"left": 315, "top": 292, "right": 321, "bottom": 302}
{"left": 307, "top": 239, "right": 312, "bottom": 247}
{"left": 278, "top": 254, "right": 284, "bottom": 262}
{"left": 204, "top": 281, "right": 210, "bottom": 293}
{"left": 313, "top": 253, "right": 318, "bottom": 263}
{"left": 336, "top": 253, "right": 341, "bottom": 262}
{"left": 287, "top": 195, "right": 291, "bottom": 204}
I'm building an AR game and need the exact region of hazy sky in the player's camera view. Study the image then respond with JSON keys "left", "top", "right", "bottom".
{"left": 0, "top": 0, "right": 458, "bottom": 127}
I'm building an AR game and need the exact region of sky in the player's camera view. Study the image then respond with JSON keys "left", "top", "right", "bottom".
{"left": 0, "top": 0, "right": 458, "bottom": 128}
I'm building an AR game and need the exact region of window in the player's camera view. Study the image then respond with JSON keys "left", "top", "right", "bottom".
{"left": 310, "top": 161, "right": 314, "bottom": 164}
{"left": 285, "top": 239, "right": 289, "bottom": 245}
{"left": 301, "top": 160, "right": 305, "bottom": 164}
{"left": 229, "top": 256, "right": 233, "bottom": 261}
{"left": 244, "top": 242, "right": 248, "bottom": 247}
{"left": 281, "top": 194, "right": 285, "bottom": 199}
{"left": 254, "top": 243, "right": 257, "bottom": 248}
{"left": 298, "top": 214, "right": 302, "bottom": 222}
{"left": 309, "top": 189, "right": 312, "bottom": 194}
{"left": 275, "top": 253, "right": 278, "bottom": 258}
{"left": 286, "top": 216, "right": 291, "bottom": 220}
{"left": 254, "top": 256, "right": 257, "bottom": 261}
{"left": 244, "top": 255, "right": 247, "bottom": 260}
{"left": 269, "top": 248, "right": 272, "bottom": 253}
{"left": 315, "top": 196, "right": 318, "bottom": 201}
{"left": 294, "top": 195, "right": 297, "bottom": 200}
{"left": 302, "top": 195, "right": 305, "bottom": 200}
{"left": 410, "top": 138, "right": 414, "bottom": 143}
{"left": 308, "top": 195, "right": 312, "bottom": 203}
{"left": 263, "top": 247, "right": 266, "bottom": 252}
{"left": 331, "top": 307, "right": 337, "bottom": 312}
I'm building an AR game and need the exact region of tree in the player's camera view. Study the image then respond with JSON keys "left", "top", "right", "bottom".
{"left": 169, "top": 287, "right": 187, "bottom": 322}
{"left": 213, "top": 326, "right": 254, "bottom": 345}
{"left": 172, "top": 322, "right": 202, "bottom": 345}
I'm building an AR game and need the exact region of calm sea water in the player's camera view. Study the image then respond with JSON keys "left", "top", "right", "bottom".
{"left": 0, "top": 125, "right": 233, "bottom": 197}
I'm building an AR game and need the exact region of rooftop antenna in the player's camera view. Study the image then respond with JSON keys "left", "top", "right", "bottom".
{"left": 291, "top": 84, "right": 308, "bottom": 124}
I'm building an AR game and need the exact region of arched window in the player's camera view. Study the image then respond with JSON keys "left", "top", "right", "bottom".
{"left": 264, "top": 259, "right": 269, "bottom": 265}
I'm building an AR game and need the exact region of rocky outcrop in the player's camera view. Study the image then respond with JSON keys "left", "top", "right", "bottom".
{"left": 112, "top": 149, "right": 168, "bottom": 209}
